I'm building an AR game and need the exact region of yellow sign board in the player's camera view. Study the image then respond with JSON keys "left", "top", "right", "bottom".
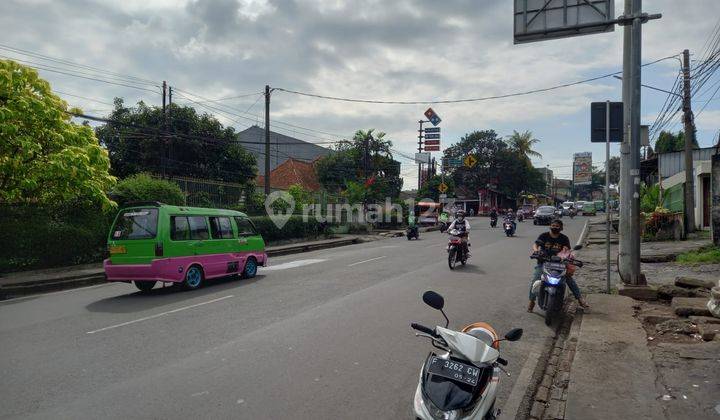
{"left": 438, "top": 183, "right": 448, "bottom": 193}
{"left": 463, "top": 155, "right": 477, "bottom": 168}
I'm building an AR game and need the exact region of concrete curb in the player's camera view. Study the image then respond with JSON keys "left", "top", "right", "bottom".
{"left": 0, "top": 236, "right": 363, "bottom": 300}
{"left": 576, "top": 219, "right": 590, "bottom": 248}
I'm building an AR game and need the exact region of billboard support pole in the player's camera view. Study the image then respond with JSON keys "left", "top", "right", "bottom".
{"left": 418, "top": 120, "right": 424, "bottom": 190}
{"left": 605, "top": 100, "right": 611, "bottom": 294}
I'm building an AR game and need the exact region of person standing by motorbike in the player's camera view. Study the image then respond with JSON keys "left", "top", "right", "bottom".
{"left": 527, "top": 219, "right": 589, "bottom": 312}
{"left": 448, "top": 209, "right": 470, "bottom": 255}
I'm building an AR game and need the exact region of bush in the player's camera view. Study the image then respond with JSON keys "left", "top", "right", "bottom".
{"left": 0, "top": 202, "right": 112, "bottom": 272}
{"left": 112, "top": 173, "right": 184, "bottom": 207}
{"left": 249, "top": 216, "right": 326, "bottom": 242}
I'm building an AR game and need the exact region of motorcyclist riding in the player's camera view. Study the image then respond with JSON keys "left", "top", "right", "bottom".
{"left": 528, "top": 219, "right": 589, "bottom": 312}
{"left": 504, "top": 209, "right": 517, "bottom": 231}
{"left": 448, "top": 209, "right": 470, "bottom": 256}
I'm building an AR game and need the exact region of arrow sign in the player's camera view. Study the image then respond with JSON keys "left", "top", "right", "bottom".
{"left": 463, "top": 154, "right": 478, "bottom": 168}
{"left": 424, "top": 145, "right": 440, "bottom": 151}
{"left": 438, "top": 183, "right": 448, "bottom": 193}
{"left": 424, "top": 127, "right": 441, "bottom": 133}
{"left": 425, "top": 133, "right": 440, "bottom": 139}
{"left": 424, "top": 139, "right": 440, "bottom": 145}
{"left": 424, "top": 108, "right": 442, "bottom": 126}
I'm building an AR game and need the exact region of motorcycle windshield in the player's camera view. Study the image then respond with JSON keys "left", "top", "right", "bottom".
{"left": 436, "top": 327, "right": 499, "bottom": 365}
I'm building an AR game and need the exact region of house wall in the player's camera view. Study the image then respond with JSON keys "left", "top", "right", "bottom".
{"left": 661, "top": 160, "right": 711, "bottom": 229}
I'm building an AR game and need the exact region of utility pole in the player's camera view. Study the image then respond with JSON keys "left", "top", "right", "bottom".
{"left": 162, "top": 81, "right": 167, "bottom": 177}
{"left": 618, "top": 0, "right": 645, "bottom": 286}
{"left": 682, "top": 49, "right": 696, "bottom": 233}
{"left": 264, "top": 85, "right": 271, "bottom": 195}
{"left": 418, "top": 120, "right": 425, "bottom": 190}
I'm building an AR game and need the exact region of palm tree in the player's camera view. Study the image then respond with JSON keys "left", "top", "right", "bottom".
{"left": 507, "top": 130, "right": 542, "bottom": 161}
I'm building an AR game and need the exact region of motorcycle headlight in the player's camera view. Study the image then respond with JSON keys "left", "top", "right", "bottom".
{"left": 414, "top": 386, "right": 459, "bottom": 420}
{"left": 547, "top": 276, "right": 561, "bottom": 285}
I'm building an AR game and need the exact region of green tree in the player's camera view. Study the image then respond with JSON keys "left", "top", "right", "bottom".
{"left": 287, "top": 184, "right": 313, "bottom": 213}
{"left": 506, "top": 130, "right": 542, "bottom": 161}
{"left": 654, "top": 130, "right": 697, "bottom": 154}
{"left": 316, "top": 129, "right": 402, "bottom": 201}
{"left": 442, "top": 130, "right": 544, "bottom": 199}
{"left": 417, "top": 175, "right": 455, "bottom": 202}
{"left": 112, "top": 173, "right": 184, "bottom": 207}
{"left": 0, "top": 60, "right": 115, "bottom": 207}
{"left": 608, "top": 156, "right": 620, "bottom": 185}
{"left": 95, "top": 100, "right": 256, "bottom": 183}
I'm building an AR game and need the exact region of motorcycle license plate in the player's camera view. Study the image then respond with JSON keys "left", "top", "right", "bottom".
{"left": 427, "top": 356, "right": 481, "bottom": 386}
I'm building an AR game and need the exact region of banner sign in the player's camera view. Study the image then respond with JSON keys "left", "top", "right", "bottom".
{"left": 573, "top": 152, "right": 592, "bottom": 186}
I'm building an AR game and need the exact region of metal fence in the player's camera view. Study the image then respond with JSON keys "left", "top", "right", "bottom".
{"left": 152, "top": 174, "right": 246, "bottom": 208}
{"left": 662, "top": 183, "right": 684, "bottom": 213}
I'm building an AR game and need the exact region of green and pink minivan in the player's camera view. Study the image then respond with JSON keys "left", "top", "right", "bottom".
{"left": 104, "top": 202, "right": 267, "bottom": 292}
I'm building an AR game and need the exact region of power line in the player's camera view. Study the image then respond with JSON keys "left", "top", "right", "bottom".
{"left": 0, "top": 44, "right": 157, "bottom": 85}
{"left": 273, "top": 54, "right": 680, "bottom": 105}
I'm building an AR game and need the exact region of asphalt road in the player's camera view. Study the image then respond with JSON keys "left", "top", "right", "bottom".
{"left": 0, "top": 217, "right": 585, "bottom": 420}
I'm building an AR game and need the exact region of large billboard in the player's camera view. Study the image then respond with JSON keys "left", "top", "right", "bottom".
{"left": 514, "top": 0, "right": 615, "bottom": 44}
{"left": 573, "top": 152, "right": 592, "bottom": 186}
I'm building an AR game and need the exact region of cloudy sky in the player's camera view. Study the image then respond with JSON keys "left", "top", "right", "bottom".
{"left": 2, "top": 0, "right": 719, "bottom": 188}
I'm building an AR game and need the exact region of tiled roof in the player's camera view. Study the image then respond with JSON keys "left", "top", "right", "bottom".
{"left": 256, "top": 158, "right": 322, "bottom": 191}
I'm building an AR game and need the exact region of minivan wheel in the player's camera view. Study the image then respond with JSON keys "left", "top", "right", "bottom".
{"left": 243, "top": 257, "right": 258, "bottom": 279}
{"left": 183, "top": 265, "right": 204, "bottom": 290}
{"left": 134, "top": 281, "right": 156, "bottom": 292}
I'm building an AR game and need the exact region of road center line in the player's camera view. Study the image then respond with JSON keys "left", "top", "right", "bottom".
{"left": 86, "top": 295, "right": 234, "bottom": 334}
{"left": 348, "top": 256, "right": 386, "bottom": 267}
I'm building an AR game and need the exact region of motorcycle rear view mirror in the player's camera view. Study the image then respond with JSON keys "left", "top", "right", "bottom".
{"left": 504, "top": 328, "right": 523, "bottom": 342}
{"left": 422, "top": 291, "right": 444, "bottom": 310}
{"left": 422, "top": 291, "right": 449, "bottom": 328}
{"left": 573, "top": 245, "right": 583, "bottom": 251}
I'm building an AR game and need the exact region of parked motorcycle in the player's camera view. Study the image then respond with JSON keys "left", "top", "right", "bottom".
{"left": 407, "top": 225, "right": 420, "bottom": 240}
{"left": 411, "top": 291, "right": 523, "bottom": 420}
{"left": 503, "top": 219, "right": 515, "bottom": 237}
{"left": 447, "top": 228, "right": 468, "bottom": 269}
{"left": 530, "top": 246, "right": 584, "bottom": 326}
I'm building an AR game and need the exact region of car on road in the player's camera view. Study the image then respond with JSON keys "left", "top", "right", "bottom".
{"left": 521, "top": 204, "right": 535, "bottom": 218}
{"left": 593, "top": 200, "right": 606, "bottom": 212}
{"left": 575, "top": 201, "right": 586, "bottom": 212}
{"left": 582, "top": 202, "right": 597, "bottom": 216}
{"left": 104, "top": 202, "right": 267, "bottom": 292}
{"left": 533, "top": 206, "right": 557, "bottom": 225}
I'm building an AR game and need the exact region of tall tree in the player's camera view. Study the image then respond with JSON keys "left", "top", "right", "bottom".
{"left": 0, "top": 60, "right": 115, "bottom": 207}
{"left": 654, "top": 130, "right": 697, "bottom": 154}
{"left": 443, "top": 130, "right": 544, "bottom": 199}
{"left": 506, "top": 130, "right": 542, "bottom": 161}
{"left": 316, "top": 129, "right": 402, "bottom": 200}
{"left": 95, "top": 100, "right": 256, "bottom": 184}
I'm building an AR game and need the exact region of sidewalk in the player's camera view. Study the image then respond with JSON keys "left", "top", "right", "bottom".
{"left": 0, "top": 235, "right": 366, "bottom": 299}
{"left": 529, "top": 214, "right": 720, "bottom": 419}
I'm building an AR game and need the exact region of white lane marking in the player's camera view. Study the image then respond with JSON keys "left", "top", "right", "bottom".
{"left": 348, "top": 256, "right": 386, "bottom": 267}
{"left": 86, "top": 295, "right": 234, "bottom": 334}
{"left": 0, "top": 283, "right": 114, "bottom": 304}
{"left": 260, "top": 259, "right": 327, "bottom": 271}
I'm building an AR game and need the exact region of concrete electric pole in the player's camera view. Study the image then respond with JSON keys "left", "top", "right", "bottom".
{"left": 682, "top": 49, "right": 697, "bottom": 233}
{"left": 264, "top": 85, "right": 271, "bottom": 196}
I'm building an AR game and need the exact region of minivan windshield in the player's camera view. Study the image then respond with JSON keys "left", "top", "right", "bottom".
{"left": 111, "top": 208, "right": 159, "bottom": 240}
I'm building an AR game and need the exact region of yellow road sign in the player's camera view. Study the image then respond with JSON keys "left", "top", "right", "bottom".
{"left": 438, "top": 183, "right": 448, "bottom": 193}
{"left": 464, "top": 154, "right": 478, "bottom": 168}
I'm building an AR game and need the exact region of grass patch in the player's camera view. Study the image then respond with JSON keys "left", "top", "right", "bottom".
{"left": 676, "top": 245, "right": 720, "bottom": 264}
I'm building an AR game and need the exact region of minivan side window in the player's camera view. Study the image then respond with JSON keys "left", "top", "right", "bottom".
{"left": 209, "top": 216, "right": 234, "bottom": 239}
{"left": 234, "top": 216, "right": 258, "bottom": 236}
{"left": 171, "top": 216, "right": 209, "bottom": 240}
